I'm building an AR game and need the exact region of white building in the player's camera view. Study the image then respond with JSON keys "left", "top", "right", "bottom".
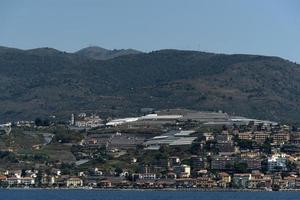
{"left": 268, "top": 154, "right": 287, "bottom": 171}
{"left": 173, "top": 164, "right": 191, "bottom": 178}
{"left": 6, "top": 177, "right": 35, "bottom": 186}
{"left": 74, "top": 113, "right": 103, "bottom": 128}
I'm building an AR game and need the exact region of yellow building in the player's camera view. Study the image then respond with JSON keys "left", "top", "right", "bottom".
{"left": 218, "top": 172, "right": 231, "bottom": 188}
{"left": 66, "top": 177, "right": 83, "bottom": 187}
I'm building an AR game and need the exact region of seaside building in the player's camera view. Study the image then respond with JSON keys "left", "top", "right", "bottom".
{"left": 268, "top": 154, "right": 287, "bottom": 171}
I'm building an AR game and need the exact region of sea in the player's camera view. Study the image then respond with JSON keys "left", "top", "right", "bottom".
{"left": 0, "top": 190, "right": 300, "bottom": 200}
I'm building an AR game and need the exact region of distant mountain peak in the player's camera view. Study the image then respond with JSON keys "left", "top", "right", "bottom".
{"left": 26, "top": 47, "right": 63, "bottom": 55}
{"left": 76, "top": 46, "right": 143, "bottom": 60}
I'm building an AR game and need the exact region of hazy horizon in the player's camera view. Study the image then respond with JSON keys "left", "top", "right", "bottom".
{"left": 1, "top": 0, "right": 300, "bottom": 62}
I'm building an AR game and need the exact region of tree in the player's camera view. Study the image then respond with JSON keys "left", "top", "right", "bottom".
{"left": 35, "top": 170, "right": 43, "bottom": 187}
{"left": 21, "top": 169, "right": 26, "bottom": 177}
{"left": 260, "top": 137, "right": 273, "bottom": 154}
{"left": 287, "top": 161, "right": 297, "bottom": 172}
{"left": 115, "top": 167, "right": 123, "bottom": 176}
{"left": 234, "top": 162, "right": 248, "bottom": 173}
{"left": 34, "top": 118, "right": 43, "bottom": 126}
{"left": 237, "top": 139, "right": 254, "bottom": 150}
{"left": 34, "top": 118, "right": 50, "bottom": 126}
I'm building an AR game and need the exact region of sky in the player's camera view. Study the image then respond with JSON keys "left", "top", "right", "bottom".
{"left": 1, "top": 0, "right": 300, "bottom": 62}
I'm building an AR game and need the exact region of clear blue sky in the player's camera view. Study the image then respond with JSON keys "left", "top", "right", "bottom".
{"left": 1, "top": 0, "right": 300, "bottom": 62}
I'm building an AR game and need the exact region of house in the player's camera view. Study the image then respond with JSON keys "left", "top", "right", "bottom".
{"left": 272, "top": 173, "right": 283, "bottom": 187}
{"left": 135, "top": 173, "right": 157, "bottom": 180}
{"left": 85, "top": 179, "right": 97, "bottom": 187}
{"left": 232, "top": 173, "right": 251, "bottom": 188}
{"left": 6, "top": 177, "right": 35, "bottom": 186}
{"left": 168, "top": 156, "right": 180, "bottom": 168}
{"left": 20, "top": 177, "right": 35, "bottom": 185}
{"left": 283, "top": 176, "right": 296, "bottom": 189}
{"left": 196, "top": 177, "right": 217, "bottom": 188}
{"left": 176, "top": 178, "right": 196, "bottom": 188}
{"left": 156, "top": 179, "right": 176, "bottom": 188}
{"left": 41, "top": 175, "right": 56, "bottom": 186}
{"left": 55, "top": 175, "right": 69, "bottom": 187}
{"left": 0, "top": 175, "right": 7, "bottom": 182}
{"left": 295, "top": 177, "right": 300, "bottom": 188}
{"left": 135, "top": 179, "right": 156, "bottom": 188}
{"left": 217, "top": 172, "right": 231, "bottom": 188}
{"left": 248, "top": 173, "right": 272, "bottom": 189}
{"left": 6, "top": 177, "right": 20, "bottom": 185}
{"left": 98, "top": 179, "right": 112, "bottom": 188}
{"left": 66, "top": 177, "right": 83, "bottom": 187}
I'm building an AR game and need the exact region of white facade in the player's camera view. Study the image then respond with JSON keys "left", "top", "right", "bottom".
{"left": 268, "top": 154, "right": 287, "bottom": 171}
{"left": 74, "top": 114, "right": 103, "bottom": 128}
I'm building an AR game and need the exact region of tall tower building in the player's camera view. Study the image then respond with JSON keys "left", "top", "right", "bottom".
{"left": 71, "top": 114, "right": 75, "bottom": 125}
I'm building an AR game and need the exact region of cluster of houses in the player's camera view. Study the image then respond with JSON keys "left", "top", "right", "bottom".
{"left": 70, "top": 113, "right": 103, "bottom": 128}
{"left": 1, "top": 151, "right": 300, "bottom": 190}
{"left": 0, "top": 169, "right": 83, "bottom": 188}
{"left": 3, "top": 110, "right": 300, "bottom": 191}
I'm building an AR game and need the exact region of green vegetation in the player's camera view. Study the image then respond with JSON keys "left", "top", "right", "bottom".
{"left": 52, "top": 128, "right": 84, "bottom": 143}
{"left": 76, "top": 46, "right": 142, "bottom": 60}
{"left": 1, "top": 47, "right": 300, "bottom": 124}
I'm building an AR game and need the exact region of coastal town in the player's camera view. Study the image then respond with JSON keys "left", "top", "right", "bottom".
{"left": 0, "top": 109, "right": 300, "bottom": 191}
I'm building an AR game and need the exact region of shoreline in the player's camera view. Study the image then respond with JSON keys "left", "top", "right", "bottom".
{"left": 2, "top": 187, "right": 300, "bottom": 192}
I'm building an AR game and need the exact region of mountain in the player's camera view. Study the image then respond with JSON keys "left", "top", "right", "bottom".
{"left": 0, "top": 46, "right": 300, "bottom": 124}
{"left": 75, "top": 46, "right": 142, "bottom": 60}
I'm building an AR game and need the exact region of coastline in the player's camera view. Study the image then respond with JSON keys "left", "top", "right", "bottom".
{"left": 2, "top": 187, "right": 300, "bottom": 192}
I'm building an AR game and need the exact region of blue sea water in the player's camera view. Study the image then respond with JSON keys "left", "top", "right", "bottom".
{"left": 0, "top": 190, "right": 299, "bottom": 200}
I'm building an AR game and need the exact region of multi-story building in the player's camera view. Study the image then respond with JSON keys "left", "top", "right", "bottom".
{"left": 254, "top": 132, "right": 270, "bottom": 144}
{"left": 196, "top": 177, "right": 217, "bottom": 188}
{"left": 238, "top": 132, "right": 253, "bottom": 140}
{"left": 290, "top": 133, "right": 300, "bottom": 144}
{"left": 168, "top": 156, "right": 180, "bottom": 168}
{"left": 211, "top": 156, "right": 234, "bottom": 170}
{"left": 248, "top": 172, "right": 272, "bottom": 189}
{"left": 73, "top": 113, "right": 103, "bottom": 128}
{"left": 216, "top": 142, "right": 236, "bottom": 156}
{"left": 135, "top": 173, "right": 157, "bottom": 180}
{"left": 240, "top": 157, "right": 262, "bottom": 170}
{"left": 217, "top": 172, "right": 231, "bottom": 188}
{"left": 232, "top": 173, "right": 251, "bottom": 188}
{"left": 272, "top": 133, "right": 290, "bottom": 145}
{"left": 6, "top": 177, "right": 35, "bottom": 186}
{"left": 173, "top": 165, "right": 191, "bottom": 178}
{"left": 268, "top": 154, "right": 287, "bottom": 171}
{"left": 216, "top": 134, "right": 232, "bottom": 143}
{"left": 190, "top": 155, "right": 207, "bottom": 171}
{"left": 66, "top": 177, "right": 83, "bottom": 187}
